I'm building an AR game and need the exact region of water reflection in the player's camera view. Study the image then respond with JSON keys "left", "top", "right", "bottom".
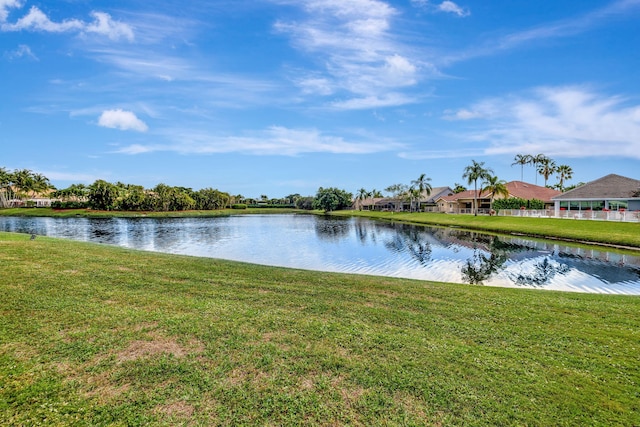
{"left": 383, "top": 226, "right": 432, "bottom": 266}
{"left": 509, "top": 257, "right": 571, "bottom": 287}
{"left": 1, "top": 215, "right": 640, "bottom": 294}
{"left": 314, "top": 216, "right": 351, "bottom": 241}
{"left": 460, "top": 241, "right": 508, "bottom": 285}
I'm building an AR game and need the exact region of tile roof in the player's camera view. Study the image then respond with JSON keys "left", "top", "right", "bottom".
{"left": 437, "top": 189, "right": 490, "bottom": 202}
{"left": 436, "top": 181, "right": 560, "bottom": 202}
{"left": 424, "top": 186, "right": 454, "bottom": 203}
{"left": 553, "top": 174, "right": 640, "bottom": 200}
{"left": 505, "top": 181, "right": 561, "bottom": 203}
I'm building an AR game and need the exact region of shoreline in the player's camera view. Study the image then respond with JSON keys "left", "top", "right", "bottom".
{"left": 2, "top": 206, "right": 640, "bottom": 252}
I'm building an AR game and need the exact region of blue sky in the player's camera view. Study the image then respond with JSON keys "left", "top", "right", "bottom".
{"left": 1, "top": 0, "right": 639, "bottom": 198}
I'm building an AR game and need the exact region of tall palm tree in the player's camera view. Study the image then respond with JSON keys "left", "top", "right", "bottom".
{"left": 555, "top": 165, "right": 573, "bottom": 192}
{"left": 511, "top": 154, "right": 532, "bottom": 181}
{"left": 482, "top": 175, "right": 509, "bottom": 212}
{"left": 0, "top": 167, "right": 12, "bottom": 207}
{"left": 11, "top": 169, "right": 35, "bottom": 199}
{"left": 411, "top": 173, "right": 432, "bottom": 212}
{"left": 462, "top": 160, "right": 493, "bottom": 216}
{"left": 30, "top": 173, "right": 53, "bottom": 198}
{"left": 356, "top": 187, "right": 370, "bottom": 211}
{"left": 531, "top": 154, "right": 547, "bottom": 185}
{"left": 537, "top": 157, "right": 557, "bottom": 187}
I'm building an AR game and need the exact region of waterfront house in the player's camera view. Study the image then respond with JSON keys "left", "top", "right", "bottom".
{"left": 552, "top": 174, "right": 640, "bottom": 215}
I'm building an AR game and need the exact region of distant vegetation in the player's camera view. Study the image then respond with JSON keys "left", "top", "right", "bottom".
{"left": 2, "top": 153, "right": 579, "bottom": 213}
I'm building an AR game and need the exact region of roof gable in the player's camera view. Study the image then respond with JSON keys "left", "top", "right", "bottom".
{"left": 437, "top": 189, "right": 491, "bottom": 202}
{"left": 553, "top": 174, "right": 640, "bottom": 200}
{"left": 505, "top": 181, "right": 561, "bottom": 203}
{"left": 423, "top": 186, "right": 454, "bottom": 203}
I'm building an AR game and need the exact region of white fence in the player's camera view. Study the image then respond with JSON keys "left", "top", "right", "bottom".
{"left": 497, "top": 209, "right": 640, "bottom": 222}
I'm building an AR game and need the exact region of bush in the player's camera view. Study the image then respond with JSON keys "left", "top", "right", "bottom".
{"left": 231, "top": 204, "right": 247, "bottom": 210}
{"left": 247, "top": 204, "right": 296, "bottom": 209}
{"left": 51, "top": 200, "right": 90, "bottom": 209}
{"left": 493, "top": 198, "right": 545, "bottom": 210}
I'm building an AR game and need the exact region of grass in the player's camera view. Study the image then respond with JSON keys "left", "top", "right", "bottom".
{"left": 0, "top": 207, "right": 302, "bottom": 218}
{"left": 331, "top": 210, "right": 640, "bottom": 249}
{"left": 1, "top": 231, "right": 639, "bottom": 426}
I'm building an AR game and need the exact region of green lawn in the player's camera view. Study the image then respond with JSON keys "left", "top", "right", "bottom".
{"left": 0, "top": 207, "right": 300, "bottom": 218}
{"left": 1, "top": 231, "right": 639, "bottom": 426}
{"left": 331, "top": 210, "right": 640, "bottom": 249}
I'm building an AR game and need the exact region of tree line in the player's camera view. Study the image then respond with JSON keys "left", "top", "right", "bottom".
{"left": 2, "top": 155, "right": 578, "bottom": 213}
{"left": 511, "top": 154, "right": 575, "bottom": 191}
{"left": 0, "top": 168, "right": 314, "bottom": 212}
{"left": 348, "top": 155, "right": 578, "bottom": 215}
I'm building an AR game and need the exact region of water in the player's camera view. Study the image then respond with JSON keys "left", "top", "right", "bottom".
{"left": 2, "top": 214, "right": 639, "bottom": 295}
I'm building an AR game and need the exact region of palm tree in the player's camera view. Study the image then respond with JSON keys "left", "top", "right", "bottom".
{"left": 30, "top": 173, "right": 53, "bottom": 198}
{"left": 462, "top": 160, "right": 493, "bottom": 216}
{"left": 482, "top": 175, "right": 509, "bottom": 212}
{"left": 537, "top": 157, "right": 557, "bottom": 187}
{"left": 411, "top": 173, "right": 432, "bottom": 212}
{"left": 452, "top": 183, "right": 466, "bottom": 194}
{"left": 0, "top": 167, "right": 12, "bottom": 207}
{"left": 531, "top": 154, "right": 547, "bottom": 185}
{"left": 356, "top": 187, "right": 370, "bottom": 211}
{"left": 555, "top": 165, "right": 573, "bottom": 192}
{"left": 511, "top": 154, "right": 532, "bottom": 181}
{"left": 11, "top": 169, "right": 36, "bottom": 199}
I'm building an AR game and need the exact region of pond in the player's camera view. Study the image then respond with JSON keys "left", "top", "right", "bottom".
{"left": 2, "top": 214, "right": 640, "bottom": 295}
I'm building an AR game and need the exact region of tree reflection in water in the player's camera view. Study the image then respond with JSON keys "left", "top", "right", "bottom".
{"left": 384, "top": 225, "right": 432, "bottom": 266}
{"left": 460, "top": 236, "right": 509, "bottom": 285}
{"left": 509, "top": 257, "right": 570, "bottom": 287}
{"left": 314, "top": 216, "right": 351, "bottom": 241}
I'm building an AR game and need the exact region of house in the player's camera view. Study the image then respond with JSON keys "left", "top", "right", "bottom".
{"left": 502, "top": 181, "right": 561, "bottom": 209}
{"left": 354, "top": 186, "right": 454, "bottom": 212}
{"left": 420, "top": 187, "right": 454, "bottom": 211}
{"left": 436, "top": 189, "right": 491, "bottom": 214}
{"left": 435, "top": 181, "right": 561, "bottom": 214}
{"left": 552, "top": 174, "right": 640, "bottom": 215}
{"left": 354, "top": 197, "right": 385, "bottom": 211}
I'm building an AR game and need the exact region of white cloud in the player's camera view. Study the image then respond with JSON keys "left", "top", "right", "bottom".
{"left": 4, "top": 43, "right": 37, "bottom": 60}
{"left": 296, "top": 75, "right": 335, "bottom": 95}
{"left": 98, "top": 109, "right": 148, "bottom": 132}
{"left": 1, "top": 4, "right": 133, "bottom": 41}
{"left": 0, "top": 0, "right": 21, "bottom": 22}
{"left": 40, "top": 170, "right": 99, "bottom": 184}
{"left": 442, "top": 108, "right": 481, "bottom": 120}
{"left": 115, "top": 126, "right": 401, "bottom": 156}
{"left": 452, "top": 86, "right": 640, "bottom": 159}
{"left": 410, "top": 0, "right": 470, "bottom": 17}
{"left": 273, "top": 0, "right": 424, "bottom": 108}
{"left": 438, "top": 1, "right": 470, "bottom": 17}
{"left": 2, "top": 6, "right": 83, "bottom": 32}
{"left": 443, "top": 0, "right": 640, "bottom": 64}
{"left": 331, "top": 93, "right": 416, "bottom": 110}
{"left": 84, "top": 12, "right": 134, "bottom": 41}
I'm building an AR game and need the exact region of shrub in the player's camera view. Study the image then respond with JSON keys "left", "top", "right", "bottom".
{"left": 51, "top": 200, "right": 90, "bottom": 209}
{"left": 247, "top": 204, "right": 295, "bottom": 209}
{"left": 493, "top": 198, "right": 545, "bottom": 210}
{"left": 232, "top": 204, "right": 247, "bottom": 210}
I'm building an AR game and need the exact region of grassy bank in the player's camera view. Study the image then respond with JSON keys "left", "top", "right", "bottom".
{"left": 331, "top": 210, "right": 640, "bottom": 249}
{"left": 1, "top": 232, "right": 639, "bottom": 426}
{"left": 0, "top": 207, "right": 301, "bottom": 218}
